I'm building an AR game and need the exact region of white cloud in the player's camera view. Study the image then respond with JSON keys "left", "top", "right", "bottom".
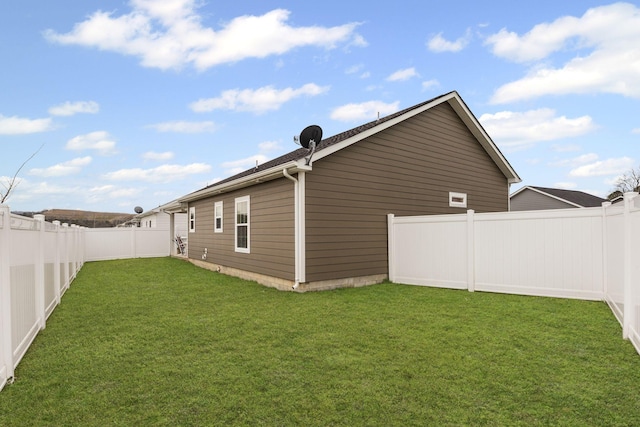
{"left": 345, "top": 65, "right": 370, "bottom": 79}
{"left": 44, "top": 3, "right": 363, "bottom": 71}
{"left": 142, "top": 151, "right": 174, "bottom": 161}
{"left": 569, "top": 156, "right": 635, "bottom": 177}
{"left": 551, "top": 143, "right": 581, "bottom": 152}
{"left": 48, "top": 100, "right": 99, "bottom": 116}
{"left": 86, "top": 184, "right": 143, "bottom": 204}
{"left": 65, "top": 131, "right": 117, "bottom": 155}
{"left": 427, "top": 29, "right": 472, "bottom": 53}
{"left": 346, "top": 64, "right": 364, "bottom": 74}
{"left": 554, "top": 182, "right": 578, "bottom": 189}
{"left": 221, "top": 155, "right": 269, "bottom": 175}
{"left": 549, "top": 153, "right": 599, "bottom": 168}
{"left": 28, "top": 156, "right": 92, "bottom": 177}
{"left": 146, "top": 120, "right": 217, "bottom": 133}
{"left": 190, "top": 83, "right": 329, "bottom": 114}
{"left": 632, "top": 128, "right": 640, "bottom": 134}
{"left": 23, "top": 181, "right": 78, "bottom": 196}
{"left": 103, "top": 163, "right": 211, "bottom": 183}
{"left": 258, "top": 140, "right": 281, "bottom": 152}
{"left": 0, "top": 114, "right": 53, "bottom": 134}
{"left": 422, "top": 79, "right": 440, "bottom": 91}
{"left": 386, "top": 67, "right": 419, "bottom": 82}
{"left": 487, "top": 3, "right": 640, "bottom": 103}
{"left": 330, "top": 100, "right": 400, "bottom": 122}
{"left": 220, "top": 140, "right": 283, "bottom": 175}
{"left": 479, "top": 108, "right": 596, "bottom": 149}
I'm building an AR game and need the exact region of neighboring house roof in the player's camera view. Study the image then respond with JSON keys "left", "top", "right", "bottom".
{"left": 179, "top": 91, "right": 521, "bottom": 203}
{"left": 510, "top": 186, "right": 607, "bottom": 208}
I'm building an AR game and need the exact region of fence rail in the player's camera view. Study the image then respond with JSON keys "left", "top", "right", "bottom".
{"left": 388, "top": 192, "right": 640, "bottom": 356}
{"left": 0, "top": 205, "right": 172, "bottom": 391}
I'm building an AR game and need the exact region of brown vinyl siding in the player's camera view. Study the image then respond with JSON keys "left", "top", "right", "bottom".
{"left": 510, "top": 189, "right": 576, "bottom": 211}
{"left": 305, "top": 102, "right": 508, "bottom": 282}
{"left": 188, "top": 178, "right": 296, "bottom": 280}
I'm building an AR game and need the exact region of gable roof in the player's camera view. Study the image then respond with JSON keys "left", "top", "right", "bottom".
{"left": 179, "top": 91, "right": 520, "bottom": 203}
{"left": 510, "top": 186, "right": 607, "bottom": 208}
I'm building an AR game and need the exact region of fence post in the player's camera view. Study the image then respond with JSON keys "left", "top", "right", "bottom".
{"left": 387, "top": 214, "right": 395, "bottom": 283}
{"left": 623, "top": 192, "right": 638, "bottom": 339}
{"left": 467, "top": 209, "right": 475, "bottom": 292}
{"left": 0, "top": 205, "right": 14, "bottom": 381}
{"left": 62, "top": 224, "right": 69, "bottom": 290}
{"left": 622, "top": 192, "right": 638, "bottom": 339}
{"left": 79, "top": 227, "right": 85, "bottom": 267}
{"left": 71, "top": 225, "right": 78, "bottom": 278}
{"left": 601, "top": 202, "right": 611, "bottom": 297}
{"left": 52, "top": 221, "right": 61, "bottom": 305}
{"left": 34, "top": 215, "right": 46, "bottom": 330}
{"left": 131, "top": 226, "right": 137, "bottom": 258}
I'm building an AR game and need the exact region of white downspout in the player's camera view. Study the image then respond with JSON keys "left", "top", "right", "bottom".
{"left": 283, "top": 169, "right": 301, "bottom": 289}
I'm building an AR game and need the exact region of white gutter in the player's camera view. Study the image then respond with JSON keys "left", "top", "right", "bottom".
{"left": 180, "top": 160, "right": 302, "bottom": 203}
{"left": 283, "top": 168, "right": 303, "bottom": 289}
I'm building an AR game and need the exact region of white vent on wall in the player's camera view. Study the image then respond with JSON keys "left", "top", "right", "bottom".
{"left": 449, "top": 192, "right": 467, "bottom": 208}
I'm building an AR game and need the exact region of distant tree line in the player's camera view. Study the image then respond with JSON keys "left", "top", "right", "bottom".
{"left": 608, "top": 166, "right": 640, "bottom": 201}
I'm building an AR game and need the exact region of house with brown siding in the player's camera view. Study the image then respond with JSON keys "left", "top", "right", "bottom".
{"left": 173, "top": 91, "right": 520, "bottom": 291}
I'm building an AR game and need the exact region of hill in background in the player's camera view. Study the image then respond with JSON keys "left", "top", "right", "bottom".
{"left": 14, "top": 209, "right": 136, "bottom": 228}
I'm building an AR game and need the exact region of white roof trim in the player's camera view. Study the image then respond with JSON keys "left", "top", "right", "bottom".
{"left": 178, "top": 91, "right": 520, "bottom": 204}
{"left": 510, "top": 186, "right": 584, "bottom": 208}
{"left": 311, "top": 91, "right": 521, "bottom": 184}
{"left": 179, "top": 160, "right": 307, "bottom": 203}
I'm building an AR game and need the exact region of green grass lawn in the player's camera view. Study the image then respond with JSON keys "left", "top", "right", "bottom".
{"left": 1, "top": 257, "right": 639, "bottom": 426}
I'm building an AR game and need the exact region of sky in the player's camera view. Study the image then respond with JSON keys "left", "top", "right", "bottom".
{"left": 1, "top": 0, "right": 640, "bottom": 213}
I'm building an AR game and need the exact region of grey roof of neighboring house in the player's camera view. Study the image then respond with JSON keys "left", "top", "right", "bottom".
{"left": 514, "top": 186, "right": 607, "bottom": 208}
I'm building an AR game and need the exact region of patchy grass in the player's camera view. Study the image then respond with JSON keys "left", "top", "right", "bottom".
{"left": 1, "top": 257, "right": 639, "bottom": 426}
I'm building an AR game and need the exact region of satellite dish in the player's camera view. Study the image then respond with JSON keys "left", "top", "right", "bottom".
{"left": 299, "top": 125, "right": 322, "bottom": 149}
{"left": 134, "top": 206, "right": 143, "bottom": 214}
{"left": 297, "top": 125, "right": 323, "bottom": 165}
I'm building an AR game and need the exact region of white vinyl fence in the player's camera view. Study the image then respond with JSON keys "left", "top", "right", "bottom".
{"left": 388, "top": 192, "right": 640, "bottom": 355}
{"left": 0, "top": 205, "right": 172, "bottom": 391}
{"left": 84, "top": 227, "right": 171, "bottom": 261}
{"left": 0, "top": 206, "right": 83, "bottom": 391}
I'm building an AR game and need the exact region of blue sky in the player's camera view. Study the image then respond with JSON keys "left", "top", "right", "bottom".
{"left": 1, "top": 0, "right": 639, "bottom": 213}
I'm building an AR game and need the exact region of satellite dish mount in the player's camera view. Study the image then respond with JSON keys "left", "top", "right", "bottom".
{"left": 296, "top": 125, "right": 323, "bottom": 165}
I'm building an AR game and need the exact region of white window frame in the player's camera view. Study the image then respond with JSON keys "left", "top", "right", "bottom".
{"left": 235, "top": 196, "right": 250, "bottom": 253}
{"left": 214, "top": 201, "right": 223, "bottom": 233}
{"left": 449, "top": 192, "right": 467, "bottom": 208}
{"left": 189, "top": 206, "right": 196, "bottom": 233}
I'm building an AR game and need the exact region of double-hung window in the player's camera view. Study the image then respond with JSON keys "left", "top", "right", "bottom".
{"left": 189, "top": 206, "right": 196, "bottom": 232}
{"left": 235, "top": 196, "right": 250, "bottom": 253}
{"left": 214, "top": 201, "right": 223, "bottom": 233}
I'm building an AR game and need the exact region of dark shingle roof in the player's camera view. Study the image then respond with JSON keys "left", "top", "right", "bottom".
{"left": 530, "top": 186, "right": 606, "bottom": 207}
{"left": 197, "top": 92, "right": 455, "bottom": 191}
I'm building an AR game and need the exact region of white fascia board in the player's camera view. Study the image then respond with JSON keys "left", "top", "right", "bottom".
{"left": 309, "top": 91, "right": 521, "bottom": 185}
{"left": 509, "top": 185, "right": 531, "bottom": 198}
{"left": 156, "top": 199, "right": 186, "bottom": 214}
{"left": 514, "top": 186, "right": 583, "bottom": 208}
{"left": 311, "top": 92, "right": 459, "bottom": 164}
{"left": 178, "top": 160, "right": 305, "bottom": 203}
{"left": 446, "top": 93, "right": 521, "bottom": 184}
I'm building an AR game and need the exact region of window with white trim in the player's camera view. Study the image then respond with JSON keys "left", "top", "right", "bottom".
{"left": 189, "top": 206, "right": 196, "bottom": 232}
{"left": 214, "top": 201, "right": 223, "bottom": 233}
{"left": 235, "top": 196, "right": 250, "bottom": 253}
{"left": 449, "top": 192, "right": 467, "bottom": 208}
